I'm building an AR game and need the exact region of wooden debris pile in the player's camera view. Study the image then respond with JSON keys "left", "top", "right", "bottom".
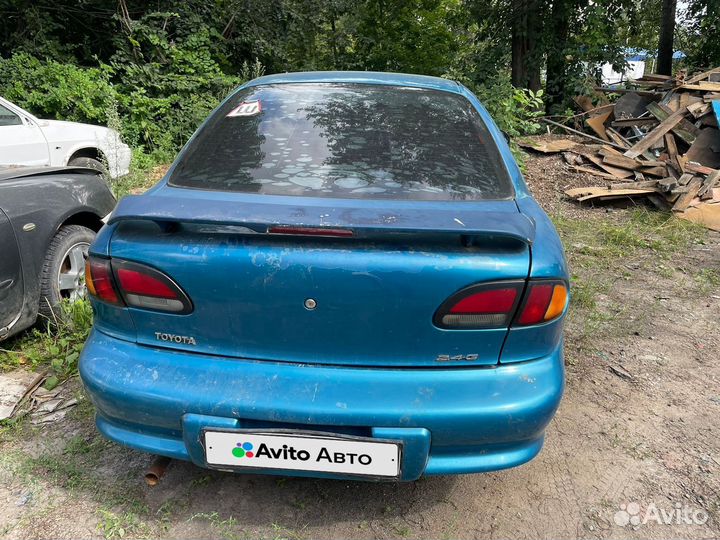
{"left": 548, "top": 67, "right": 720, "bottom": 231}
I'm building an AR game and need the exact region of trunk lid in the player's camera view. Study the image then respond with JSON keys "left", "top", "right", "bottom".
{"left": 107, "top": 190, "right": 534, "bottom": 367}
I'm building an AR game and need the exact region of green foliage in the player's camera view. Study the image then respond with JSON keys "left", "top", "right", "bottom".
{"left": 0, "top": 300, "right": 93, "bottom": 380}
{"left": 683, "top": 0, "right": 720, "bottom": 69}
{"left": 108, "top": 13, "right": 242, "bottom": 152}
{"left": 2, "top": 0, "right": 710, "bottom": 158}
{"left": 0, "top": 52, "right": 116, "bottom": 124}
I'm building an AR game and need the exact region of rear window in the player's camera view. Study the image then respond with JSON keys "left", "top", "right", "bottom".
{"left": 169, "top": 83, "right": 513, "bottom": 201}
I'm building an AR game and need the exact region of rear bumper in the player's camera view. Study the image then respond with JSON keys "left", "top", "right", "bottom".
{"left": 79, "top": 329, "right": 564, "bottom": 480}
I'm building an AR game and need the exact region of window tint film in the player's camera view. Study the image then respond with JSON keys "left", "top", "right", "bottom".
{"left": 169, "top": 84, "right": 513, "bottom": 200}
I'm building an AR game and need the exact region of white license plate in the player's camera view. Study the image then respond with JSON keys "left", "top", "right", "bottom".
{"left": 204, "top": 431, "right": 401, "bottom": 477}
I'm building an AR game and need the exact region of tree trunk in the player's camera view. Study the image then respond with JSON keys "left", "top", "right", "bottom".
{"left": 511, "top": 0, "right": 528, "bottom": 87}
{"left": 657, "top": 0, "right": 677, "bottom": 76}
{"left": 511, "top": 0, "right": 542, "bottom": 90}
{"left": 545, "top": 0, "right": 573, "bottom": 112}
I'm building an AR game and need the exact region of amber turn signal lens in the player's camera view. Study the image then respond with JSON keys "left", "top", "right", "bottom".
{"left": 544, "top": 284, "right": 568, "bottom": 321}
{"left": 85, "top": 260, "right": 97, "bottom": 296}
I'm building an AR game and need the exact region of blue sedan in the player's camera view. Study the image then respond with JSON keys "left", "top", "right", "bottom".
{"left": 80, "top": 71, "right": 568, "bottom": 481}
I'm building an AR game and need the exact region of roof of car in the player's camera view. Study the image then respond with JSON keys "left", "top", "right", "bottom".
{"left": 245, "top": 71, "right": 463, "bottom": 94}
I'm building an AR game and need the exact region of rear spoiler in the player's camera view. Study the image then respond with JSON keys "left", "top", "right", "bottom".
{"left": 108, "top": 194, "right": 536, "bottom": 244}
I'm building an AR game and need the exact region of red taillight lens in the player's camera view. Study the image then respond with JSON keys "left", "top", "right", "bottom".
{"left": 117, "top": 268, "right": 177, "bottom": 298}
{"left": 434, "top": 282, "right": 524, "bottom": 329}
{"left": 514, "top": 282, "right": 568, "bottom": 326}
{"left": 113, "top": 260, "right": 192, "bottom": 314}
{"left": 85, "top": 257, "right": 122, "bottom": 305}
{"left": 449, "top": 288, "right": 518, "bottom": 314}
{"left": 85, "top": 256, "right": 192, "bottom": 314}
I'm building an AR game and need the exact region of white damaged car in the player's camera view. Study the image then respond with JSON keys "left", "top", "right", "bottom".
{"left": 0, "top": 96, "right": 131, "bottom": 178}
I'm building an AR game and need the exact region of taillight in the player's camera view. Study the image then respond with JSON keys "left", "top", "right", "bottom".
{"left": 85, "top": 256, "right": 192, "bottom": 314}
{"left": 433, "top": 282, "right": 524, "bottom": 329}
{"left": 85, "top": 257, "right": 122, "bottom": 305}
{"left": 514, "top": 281, "right": 568, "bottom": 326}
{"left": 434, "top": 280, "right": 568, "bottom": 329}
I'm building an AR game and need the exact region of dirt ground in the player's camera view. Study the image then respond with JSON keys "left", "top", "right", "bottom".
{"left": 2, "top": 143, "right": 720, "bottom": 539}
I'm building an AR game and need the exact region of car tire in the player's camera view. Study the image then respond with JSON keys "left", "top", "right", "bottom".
{"left": 68, "top": 157, "right": 107, "bottom": 176}
{"left": 38, "top": 225, "right": 96, "bottom": 322}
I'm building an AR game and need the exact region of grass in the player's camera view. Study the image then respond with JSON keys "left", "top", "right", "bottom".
{"left": 553, "top": 207, "right": 709, "bottom": 354}
{"left": 0, "top": 299, "right": 93, "bottom": 384}
{"left": 97, "top": 508, "right": 151, "bottom": 539}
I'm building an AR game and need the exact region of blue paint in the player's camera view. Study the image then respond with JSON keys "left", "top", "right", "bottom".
{"left": 81, "top": 71, "right": 568, "bottom": 479}
{"left": 712, "top": 100, "right": 720, "bottom": 129}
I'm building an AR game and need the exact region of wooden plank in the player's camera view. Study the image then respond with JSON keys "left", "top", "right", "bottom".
{"left": 599, "top": 146, "right": 665, "bottom": 166}
{"left": 681, "top": 82, "right": 720, "bottom": 92}
{"left": 517, "top": 138, "right": 578, "bottom": 153}
{"left": 625, "top": 107, "right": 688, "bottom": 158}
{"left": 606, "top": 127, "right": 631, "bottom": 148}
{"left": 677, "top": 173, "right": 694, "bottom": 186}
{"left": 610, "top": 180, "right": 665, "bottom": 189}
{"left": 639, "top": 74, "right": 673, "bottom": 81}
{"left": 687, "top": 101, "right": 710, "bottom": 118}
{"left": 594, "top": 87, "right": 661, "bottom": 98}
{"left": 611, "top": 117, "right": 658, "bottom": 128}
{"left": 698, "top": 170, "right": 720, "bottom": 198}
{"left": 646, "top": 102, "right": 698, "bottom": 143}
{"left": 585, "top": 154, "right": 634, "bottom": 178}
{"left": 640, "top": 165, "right": 669, "bottom": 177}
{"left": 602, "top": 153, "right": 642, "bottom": 170}
{"left": 685, "top": 161, "right": 717, "bottom": 175}
{"left": 679, "top": 92, "right": 689, "bottom": 110}
{"left": 664, "top": 133, "right": 683, "bottom": 173}
{"left": 570, "top": 166, "right": 624, "bottom": 180}
{"left": 657, "top": 177, "right": 679, "bottom": 192}
{"left": 585, "top": 110, "right": 612, "bottom": 141}
{"left": 672, "top": 177, "right": 703, "bottom": 211}
{"left": 566, "top": 186, "right": 658, "bottom": 202}
{"left": 685, "top": 67, "right": 720, "bottom": 85}
{"left": 540, "top": 118, "right": 627, "bottom": 150}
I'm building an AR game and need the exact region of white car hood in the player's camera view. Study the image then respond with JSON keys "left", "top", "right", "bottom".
{"left": 41, "top": 119, "right": 119, "bottom": 144}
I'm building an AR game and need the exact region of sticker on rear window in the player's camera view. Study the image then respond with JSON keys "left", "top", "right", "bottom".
{"left": 227, "top": 100, "right": 262, "bottom": 117}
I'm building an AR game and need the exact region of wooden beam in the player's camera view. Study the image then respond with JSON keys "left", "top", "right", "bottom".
{"left": 611, "top": 117, "right": 658, "bottom": 128}
{"left": 664, "top": 133, "right": 683, "bottom": 173}
{"left": 624, "top": 107, "right": 688, "bottom": 158}
{"left": 685, "top": 161, "right": 717, "bottom": 176}
{"left": 593, "top": 87, "right": 661, "bottom": 97}
{"left": 672, "top": 177, "right": 703, "bottom": 211}
{"left": 698, "top": 170, "right": 720, "bottom": 198}
{"left": 602, "top": 153, "right": 643, "bottom": 170}
{"left": 540, "top": 118, "right": 627, "bottom": 150}
{"left": 585, "top": 155, "right": 635, "bottom": 178}
{"left": 681, "top": 82, "right": 720, "bottom": 92}
{"left": 646, "top": 102, "right": 698, "bottom": 144}
{"left": 585, "top": 111, "right": 612, "bottom": 141}
{"left": 685, "top": 67, "right": 720, "bottom": 85}
{"left": 570, "top": 166, "right": 624, "bottom": 181}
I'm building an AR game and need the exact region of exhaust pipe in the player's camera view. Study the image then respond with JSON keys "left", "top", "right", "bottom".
{"left": 144, "top": 456, "right": 171, "bottom": 486}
